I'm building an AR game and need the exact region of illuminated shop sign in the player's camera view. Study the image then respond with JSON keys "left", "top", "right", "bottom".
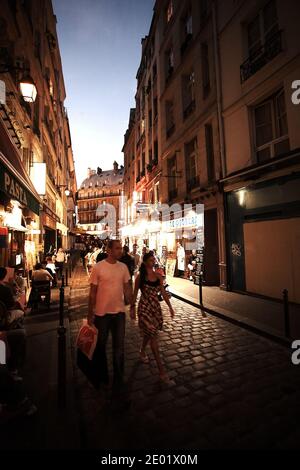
{"left": 0, "top": 161, "right": 40, "bottom": 215}
{"left": 162, "top": 213, "right": 203, "bottom": 230}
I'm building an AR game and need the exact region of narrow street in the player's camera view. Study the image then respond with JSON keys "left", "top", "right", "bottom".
{"left": 1, "top": 0, "right": 300, "bottom": 456}
{"left": 68, "top": 265, "right": 300, "bottom": 450}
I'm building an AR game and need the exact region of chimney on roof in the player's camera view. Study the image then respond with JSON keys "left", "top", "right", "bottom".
{"left": 87, "top": 167, "right": 93, "bottom": 178}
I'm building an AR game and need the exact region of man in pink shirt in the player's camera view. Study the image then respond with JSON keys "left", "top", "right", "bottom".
{"left": 87, "top": 239, "right": 135, "bottom": 396}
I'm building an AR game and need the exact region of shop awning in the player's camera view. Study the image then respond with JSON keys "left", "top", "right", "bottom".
{"left": 0, "top": 151, "right": 41, "bottom": 215}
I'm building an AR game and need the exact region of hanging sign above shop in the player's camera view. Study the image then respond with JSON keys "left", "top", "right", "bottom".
{"left": 0, "top": 161, "right": 40, "bottom": 215}
{"left": 162, "top": 211, "right": 204, "bottom": 231}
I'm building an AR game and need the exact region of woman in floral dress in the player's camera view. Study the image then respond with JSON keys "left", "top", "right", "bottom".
{"left": 132, "top": 252, "right": 175, "bottom": 382}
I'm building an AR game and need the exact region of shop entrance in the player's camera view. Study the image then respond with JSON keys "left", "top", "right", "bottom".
{"left": 204, "top": 209, "right": 220, "bottom": 286}
{"left": 44, "top": 228, "right": 56, "bottom": 254}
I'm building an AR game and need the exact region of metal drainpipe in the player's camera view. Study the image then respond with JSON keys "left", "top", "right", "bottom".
{"left": 212, "top": 0, "right": 226, "bottom": 179}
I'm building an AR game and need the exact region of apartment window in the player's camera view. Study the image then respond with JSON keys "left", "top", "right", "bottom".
{"left": 182, "top": 70, "right": 195, "bottom": 119}
{"left": 22, "top": 148, "right": 33, "bottom": 174}
{"left": 185, "top": 138, "right": 199, "bottom": 190}
{"left": 154, "top": 140, "right": 158, "bottom": 164}
{"left": 165, "top": 100, "right": 175, "bottom": 138}
{"left": 154, "top": 97, "right": 158, "bottom": 120}
{"left": 253, "top": 89, "right": 289, "bottom": 163}
{"left": 181, "top": 7, "right": 193, "bottom": 55}
{"left": 205, "top": 124, "right": 215, "bottom": 182}
{"left": 168, "top": 155, "right": 178, "bottom": 200}
{"left": 33, "top": 96, "right": 40, "bottom": 138}
{"left": 241, "top": 1, "right": 281, "bottom": 82}
{"left": 166, "top": 0, "right": 174, "bottom": 24}
{"left": 248, "top": 0, "right": 278, "bottom": 59}
{"left": 148, "top": 109, "right": 153, "bottom": 130}
{"left": 153, "top": 62, "right": 157, "bottom": 80}
{"left": 22, "top": 0, "right": 33, "bottom": 29}
{"left": 200, "top": 0, "right": 208, "bottom": 23}
{"left": 165, "top": 47, "right": 174, "bottom": 83}
{"left": 34, "top": 30, "right": 41, "bottom": 64}
{"left": 154, "top": 183, "right": 160, "bottom": 204}
{"left": 201, "top": 43, "right": 210, "bottom": 98}
{"left": 141, "top": 153, "right": 146, "bottom": 175}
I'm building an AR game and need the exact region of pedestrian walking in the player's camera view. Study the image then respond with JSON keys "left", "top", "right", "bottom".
{"left": 132, "top": 252, "right": 175, "bottom": 383}
{"left": 55, "top": 248, "right": 66, "bottom": 279}
{"left": 130, "top": 244, "right": 141, "bottom": 279}
{"left": 120, "top": 245, "right": 135, "bottom": 278}
{"left": 87, "top": 239, "right": 135, "bottom": 403}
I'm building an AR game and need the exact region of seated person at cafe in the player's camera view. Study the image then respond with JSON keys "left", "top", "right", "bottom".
{"left": 0, "top": 269, "right": 26, "bottom": 382}
{"left": 0, "top": 268, "right": 24, "bottom": 328}
{"left": 31, "top": 263, "right": 53, "bottom": 282}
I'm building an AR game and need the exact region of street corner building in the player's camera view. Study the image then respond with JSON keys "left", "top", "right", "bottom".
{"left": 122, "top": 0, "right": 300, "bottom": 304}
{"left": 76, "top": 161, "right": 124, "bottom": 238}
{"left": 0, "top": 0, "right": 77, "bottom": 271}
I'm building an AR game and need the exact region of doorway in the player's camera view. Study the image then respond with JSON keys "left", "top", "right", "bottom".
{"left": 204, "top": 209, "right": 220, "bottom": 286}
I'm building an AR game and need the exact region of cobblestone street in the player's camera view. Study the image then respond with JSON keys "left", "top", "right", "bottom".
{"left": 68, "top": 266, "right": 300, "bottom": 450}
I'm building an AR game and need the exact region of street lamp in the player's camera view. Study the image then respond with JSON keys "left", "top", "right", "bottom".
{"left": 19, "top": 75, "right": 37, "bottom": 103}
{"left": 56, "top": 185, "right": 71, "bottom": 197}
{"left": 0, "top": 57, "right": 38, "bottom": 103}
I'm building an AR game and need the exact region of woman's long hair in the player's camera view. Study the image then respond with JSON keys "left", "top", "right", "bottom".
{"left": 139, "top": 252, "right": 154, "bottom": 290}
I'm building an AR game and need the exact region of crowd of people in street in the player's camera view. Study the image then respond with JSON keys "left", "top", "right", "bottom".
{"left": 84, "top": 239, "right": 175, "bottom": 410}
{"left": 0, "top": 238, "right": 178, "bottom": 419}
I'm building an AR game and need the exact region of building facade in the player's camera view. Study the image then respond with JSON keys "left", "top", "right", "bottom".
{"left": 218, "top": 0, "right": 300, "bottom": 302}
{"left": 123, "top": 0, "right": 300, "bottom": 302}
{"left": 123, "top": 0, "right": 225, "bottom": 286}
{"left": 0, "top": 0, "right": 76, "bottom": 273}
{"left": 77, "top": 162, "right": 124, "bottom": 238}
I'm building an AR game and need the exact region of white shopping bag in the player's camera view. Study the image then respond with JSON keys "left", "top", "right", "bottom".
{"left": 76, "top": 320, "right": 98, "bottom": 360}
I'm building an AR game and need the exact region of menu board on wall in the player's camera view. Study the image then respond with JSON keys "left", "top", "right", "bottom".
{"left": 194, "top": 247, "right": 204, "bottom": 286}
{"left": 165, "top": 259, "right": 176, "bottom": 277}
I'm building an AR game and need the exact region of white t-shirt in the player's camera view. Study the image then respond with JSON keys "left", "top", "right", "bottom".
{"left": 46, "top": 263, "right": 56, "bottom": 274}
{"left": 89, "top": 260, "right": 131, "bottom": 316}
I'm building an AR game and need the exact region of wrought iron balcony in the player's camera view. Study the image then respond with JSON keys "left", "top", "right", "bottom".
{"left": 240, "top": 30, "right": 283, "bottom": 83}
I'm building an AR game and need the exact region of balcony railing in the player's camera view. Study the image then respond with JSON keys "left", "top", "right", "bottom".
{"left": 183, "top": 99, "right": 196, "bottom": 120}
{"left": 240, "top": 30, "right": 283, "bottom": 83}
{"left": 187, "top": 175, "right": 199, "bottom": 191}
